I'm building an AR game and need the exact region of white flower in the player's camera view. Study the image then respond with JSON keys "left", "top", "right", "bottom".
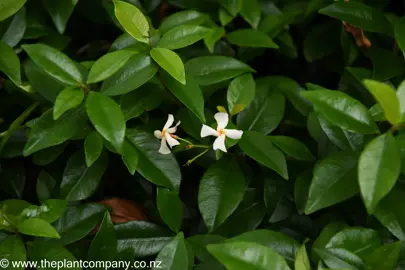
{"left": 200, "top": 112, "right": 243, "bottom": 152}
{"left": 154, "top": 114, "right": 181, "bottom": 154}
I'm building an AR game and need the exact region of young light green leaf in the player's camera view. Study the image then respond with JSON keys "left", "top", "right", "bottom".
{"left": 86, "top": 92, "right": 126, "bottom": 153}
{"left": 17, "top": 218, "right": 60, "bottom": 238}
{"left": 0, "top": 0, "right": 27, "bottom": 21}
{"left": 53, "top": 87, "right": 84, "bottom": 120}
{"left": 84, "top": 131, "right": 104, "bottom": 167}
{"left": 207, "top": 241, "right": 291, "bottom": 270}
{"left": 239, "top": 131, "right": 288, "bottom": 180}
{"left": 87, "top": 50, "right": 137, "bottom": 84}
{"left": 185, "top": 56, "right": 255, "bottom": 85}
{"left": 22, "top": 43, "right": 84, "bottom": 86}
{"left": 113, "top": 0, "right": 149, "bottom": 43}
{"left": 157, "top": 188, "right": 183, "bottom": 233}
{"left": 362, "top": 79, "right": 402, "bottom": 125}
{"left": 1, "top": 7, "right": 26, "bottom": 47}
{"left": 240, "top": 0, "right": 261, "bottom": 29}
{"left": 198, "top": 157, "right": 246, "bottom": 231}
{"left": 204, "top": 27, "right": 225, "bottom": 53}
{"left": 159, "top": 10, "right": 208, "bottom": 34}
{"left": 153, "top": 232, "right": 188, "bottom": 270}
{"left": 227, "top": 29, "right": 278, "bottom": 48}
{"left": 0, "top": 40, "right": 21, "bottom": 85}
{"left": 358, "top": 133, "right": 400, "bottom": 214}
{"left": 295, "top": 243, "right": 311, "bottom": 270}
{"left": 122, "top": 139, "right": 138, "bottom": 175}
{"left": 270, "top": 136, "right": 315, "bottom": 161}
{"left": 150, "top": 48, "right": 186, "bottom": 85}
{"left": 301, "top": 89, "right": 378, "bottom": 134}
{"left": 43, "top": 0, "right": 78, "bottom": 34}
{"left": 227, "top": 73, "right": 256, "bottom": 116}
{"left": 158, "top": 25, "right": 211, "bottom": 50}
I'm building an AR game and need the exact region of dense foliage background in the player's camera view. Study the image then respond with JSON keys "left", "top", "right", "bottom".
{"left": 1, "top": 0, "right": 405, "bottom": 269}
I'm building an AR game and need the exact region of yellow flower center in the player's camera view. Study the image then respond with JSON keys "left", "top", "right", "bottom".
{"left": 217, "top": 128, "right": 225, "bottom": 136}
{"left": 162, "top": 129, "right": 167, "bottom": 137}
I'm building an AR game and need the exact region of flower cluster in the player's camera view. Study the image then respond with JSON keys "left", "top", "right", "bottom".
{"left": 154, "top": 112, "right": 243, "bottom": 154}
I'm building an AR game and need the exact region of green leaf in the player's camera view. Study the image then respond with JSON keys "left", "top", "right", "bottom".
{"left": 203, "top": 27, "right": 225, "bottom": 53}
{"left": 1, "top": 7, "right": 26, "bottom": 48}
{"left": 150, "top": 48, "right": 186, "bottom": 85}
{"left": 20, "top": 199, "right": 67, "bottom": 223}
{"left": 161, "top": 71, "right": 205, "bottom": 123}
{"left": 219, "top": 8, "right": 234, "bottom": 27}
{"left": 153, "top": 232, "right": 188, "bottom": 270}
{"left": 17, "top": 218, "right": 60, "bottom": 238}
{"left": 396, "top": 79, "right": 405, "bottom": 119}
{"left": 227, "top": 73, "right": 256, "bottom": 116}
{"left": 362, "top": 79, "right": 402, "bottom": 125}
{"left": 395, "top": 16, "right": 405, "bottom": 56}
{"left": 52, "top": 203, "right": 105, "bottom": 245}
{"left": 23, "top": 108, "right": 87, "bottom": 156}
{"left": 159, "top": 10, "right": 208, "bottom": 34}
{"left": 126, "top": 129, "right": 181, "bottom": 192}
{"left": 187, "top": 235, "right": 226, "bottom": 262}
{"left": 87, "top": 212, "right": 117, "bottom": 261}
{"left": 0, "top": 40, "right": 21, "bottom": 85}
{"left": 84, "top": 131, "right": 104, "bottom": 167}
{"left": 33, "top": 143, "right": 68, "bottom": 166}
{"left": 122, "top": 139, "right": 138, "bottom": 175}
{"left": 0, "top": 0, "right": 26, "bottom": 21}
{"left": 87, "top": 50, "right": 137, "bottom": 84}
{"left": 207, "top": 241, "right": 291, "bottom": 270}
{"left": 185, "top": 56, "right": 255, "bottom": 85}
{"left": 370, "top": 47, "right": 405, "bottom": 81}
{"left": 113, "top": 0, "right": 149, "bottom": 43}
{"left": 43, "top": 0, "right": 78, "bottom": 34}
{"left": 315, "top": 248, "right": 365, "bottom": 270}
{"left": 0, "top": 235, "right": 26, "bottom": 270}
{"left": 358, "top": 133, "right": 400, "bottom": 214}
{"left": 157, "top": 187, "right": 183, "bottom": 233}
{"left": 301, "top": 89, "right": 378, "bottom": 134}
{"left": 158, "top": 25, "right": 211, "bottom": 50}
{"left": 36, "top": 170, "right": 57, "bottom": 202}
{"left": 227, "top": 29, "right": 278, "bottom": 48}
{"left": 219, "top": 0, "right": 242, "bottom": 17}
{"left": 294, "top": 170, "right": 312, "bottom": 215}
{"left": 239, "top": 131, "right": 288, "bottom": 180}
{"left": 0, "top": 162, "right": 25, "bottom": 198}
{"left": 86, "top": 92, "right": 126, "bottom": 153}
{"left": 100, "top": 53, "right": 158, "bottom": 96}
{"left": 319, "top": 1, "right": 392, "bottom": 35}
{"left": 305, "top": 150, "right": 359, "bottom": 214}
{"left": 270, "top": 136, "right": 315, "bottom": 161}
{"left": 22, "top": 43, "right": 84, "bottom": 86}
{"left": 27, "top": 242, "right": 80, "bottom": 270}
{"left": 198, "top": 157, "right": 246, "bottom": 231}
{"left": 364, "top": 242, "right": 402, "bottom": 270}
{"left": 240, "top": 0, "right": 261, "bottom": 29}
{"left": 295, "top": 243, "right": 311, "bottom": 270}
{"left": 60, "top": 150, "right": 108, "bottom": 201}
{"left": 53, "top": 87, "right": 84, "bottom": 120}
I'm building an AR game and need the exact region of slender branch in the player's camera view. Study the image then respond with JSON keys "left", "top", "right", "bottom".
{"left": 184, "top": 148, "right": 210, "bottom": 166}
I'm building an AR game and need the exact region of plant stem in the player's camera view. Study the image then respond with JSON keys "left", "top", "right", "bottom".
{"left": 184, "top": 148, "right": 210, "bottom": 166}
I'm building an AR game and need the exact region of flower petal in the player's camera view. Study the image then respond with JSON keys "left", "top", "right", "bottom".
{"left": 168, "top": 121, "right": 181, "bottom": 133}
{"left": 201, "top": 124, "right": 218, "bottom": 137}
{"left": 165, "top": 133, "right": 180, "bottom": 148}
{"left": 215, "top": 112, "right": 228, "bottom": 129}
{"left": 159, "top": 137, "right": 171, "bottom": 154}
{"left": 163, "top": 114, "right": 175, "bottom": 130}
{"left": 225, "top": 129, "right": 243, "bottom": 140}
{"left": 213, "top": 134, "right": 227, "bottom": 152}
{"left": 154, "top": 130, "right": 162, "bottom": 139}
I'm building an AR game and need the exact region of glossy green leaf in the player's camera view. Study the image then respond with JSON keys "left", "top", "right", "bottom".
{"left": 319, "top": 1, "right": 392, "bottom": 35}
{"left": 227, "top": 73, "right": 256, "bottom": 116}
{"left": 315, "top": 248, "right": 365, "bottom": 270}
{"left": 198, "top": 157, "right": 246, "bottom": 231}
{"left": 396, "top": 79, "right": 405, "bottom": 119}
{"left": 157, "top": 187, "right": 183, "bottom": 233}
{"left": 122, "top": 139, "right": 139, "bottom": 175}
{"left": 219, "top": 0, "right": 242, "bottom": 17}
{"left": 87, "top": 50, "right": 137, "bottom": 84}
{"left": 86, "top": 92, "right": 126, "bottom": 153}
{"left": 150, "top": 48, "right": 185, "bottom": 85}
{"left": 240, "top": 131, "right": 288, "bottom": 180}
{"left": 159, "top": 10, "right": 208, "bottom": 34}
{"left": 305, "top": 150, "right": 359, "bottom": 214}
{"left": 53, "top": 87, "right": 84, "bottom": 120}
{"left": 84, "top": 131, "right": 104, "bottom": 167}
{"left": 43, "top": 0, "right": 78, "bottom": 34}
{"left": 364, "top": 241, "right": 402, "bottom": 270}
{"left": 0, "top": 0, "right": 26, "bottom": 21}
{"left": 358, "top": 133, "right": 400, "bottom": 214}
{"left": 153, "top": 232, "right": 188, "bottom": 270}
{"left": 270, "top": 136, "right": 315, "bottom": 161}
{"left": 17, "top": 218, "right": 60, "bottom": 238}
{"left": 208, "top": 241, "right": 291, "bottom": 270}
{"left": 227, "top": 29, "right": 278, "bottom": 48}
{"left": 22, "top": 43, "right": 83, "bottom": 86}
{"left": 301, "top": 89, "right": 378, "bottom": 134}
{"left": 60, "top": 150, "right": 108, "bottom": 201}
{"left": 185, "top": 56, "right": 255, "bottom": 85}
{"left": 113, "top": 0, "right": 149, "bottom": 43}
{"left": 126, "top": 129, "right": 181, "bottom": 192}
{"left": 158, "top": 25, "right": 211, "bottom": 50}
{"left": 161, "top": 71, "right": 205, "bottom": 123}
{"left": 0, "top": 40, "right": 21, "bottom": 85}
{"left": 204, "top": 27, "right": 225, "bottom": 53}
{"left": 240, "top": 0, "right": 261, "bottom": 28}
{"left": 87, "top": 211, "right": 117, "bottom": 261}
{"left": 20, "top": 199, "right": 67, "bottom": 223}
{"left": 295, "top": 243, "right": 311, "bottom": 270}
{"left": 1, "top": 7, "right": 26, "bottom": 47}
